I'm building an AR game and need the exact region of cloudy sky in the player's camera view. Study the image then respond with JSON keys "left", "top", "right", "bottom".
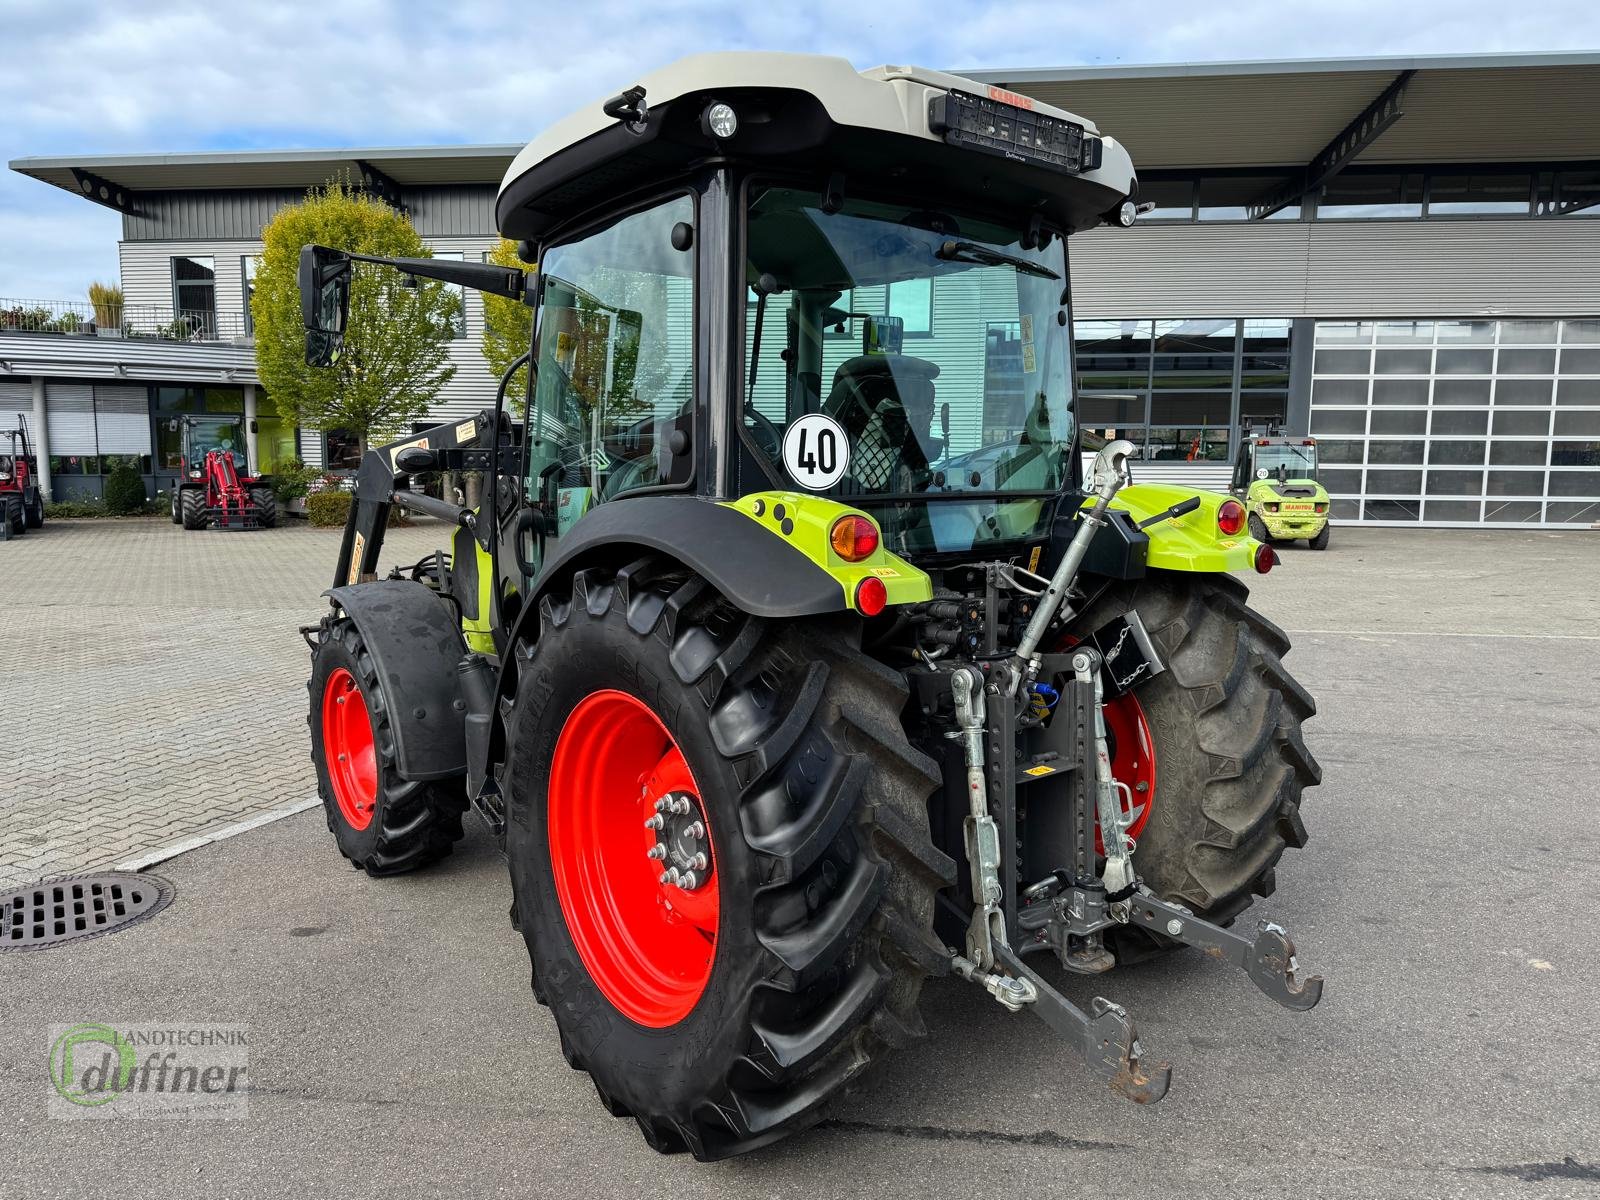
{"left": 3, "top": 0, "right": 1598, "bottom": 299}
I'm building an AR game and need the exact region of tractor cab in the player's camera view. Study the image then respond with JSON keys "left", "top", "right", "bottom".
{"left": 1231, "top": 420, "right": 1331, "bottom": 549}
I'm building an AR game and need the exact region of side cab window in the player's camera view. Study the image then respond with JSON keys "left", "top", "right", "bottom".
{"left": 528, "top": 195, "right": 696, "bottom": 536}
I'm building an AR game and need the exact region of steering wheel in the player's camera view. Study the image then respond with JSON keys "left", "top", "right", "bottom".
{"left": 744, "top": 406, "right": 782, "bottom": 461}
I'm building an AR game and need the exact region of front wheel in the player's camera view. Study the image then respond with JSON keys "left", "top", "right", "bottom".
{"left": 1078, "top": 571, "right": 1320, "bottom": 961}
{"left": 308, "top": 618, "right": 466, "bottom": 874}
{"left": 180, "top": 488, "right": 207, "bottom": 530}
{"left": 1247, "top": 511, "right": 1271, "bottom": 544}
{"left": 250, "top": 487, "right": 279, "bottom": 528}
{"left": 4, "top": 496, "right": 24, "bottom": 536}
{"left": 24, "top": 492, "right": 43, "bottom": 528}
{"left": 1309, "top": 522, "right": 1330, "bottom": 550}
{"left": 505, "top": 559, "right": 946, "bottom": 1160}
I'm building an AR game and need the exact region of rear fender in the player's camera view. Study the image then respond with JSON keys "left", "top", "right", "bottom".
{"left": 1089, "top": 483, "right": 1260, "bottom": 573}
{"left": 325, "top": 580, "right": 467, "bottom": 781}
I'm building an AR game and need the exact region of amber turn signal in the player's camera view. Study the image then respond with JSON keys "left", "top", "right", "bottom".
{"left": 830, "top": 514, "right": 880, "bottom": 562}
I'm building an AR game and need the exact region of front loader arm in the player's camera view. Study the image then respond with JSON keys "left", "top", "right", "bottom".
{"left": 331, "top": 410, "right": 502, "bottom": 590}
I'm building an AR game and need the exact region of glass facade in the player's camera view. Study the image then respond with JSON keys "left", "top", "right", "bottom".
{"left": 1075, "top": 317, "right": 1292, "bottom": 461}
{"left": 1309, "top": 318, "right": 1600, "bottom": 525}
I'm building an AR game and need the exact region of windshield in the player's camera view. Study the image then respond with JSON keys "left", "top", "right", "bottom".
{"left": 744, "top": 186, "right": 1074, "bottom": 556}
{"left": 1254, "top": 442, "right": 1318, "bottom": 480}
{"left": 188, "top": 417, "right": 248, "bottom": 471}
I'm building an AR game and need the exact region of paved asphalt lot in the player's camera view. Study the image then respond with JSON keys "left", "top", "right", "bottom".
{"left": 4, "top": 523, "right": 1599, "bottom": 1198}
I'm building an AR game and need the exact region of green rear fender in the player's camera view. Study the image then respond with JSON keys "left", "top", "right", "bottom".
{"left": 1086, "top": 482, "right": 1261, "bottom": 573}
{"left": 722, "top": 491, "right": 932, "bottom": 612}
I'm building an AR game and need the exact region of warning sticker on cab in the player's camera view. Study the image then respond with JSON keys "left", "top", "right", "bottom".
{"left": 455, "top": 420, "right": 477, "bottom": 443}
{"left": 1024, "top": 764, "right": 1055, "bottom": 778}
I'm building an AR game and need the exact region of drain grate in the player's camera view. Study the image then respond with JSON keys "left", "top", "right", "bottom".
{"left": 0, "top": 873, "right": 174, "bottom": 950}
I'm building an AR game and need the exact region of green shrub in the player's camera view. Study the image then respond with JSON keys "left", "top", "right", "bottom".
{"left": 269, "top": 459, "right": 321, "bottom": 504}
{"left": 45, "top": 499, "right": 109, "bottom": 518}
{"left": 305, "top": 490, "right": 352, "bottom": 527}
{"left": 103, "top": 464, "right": 149, "bottom": 515}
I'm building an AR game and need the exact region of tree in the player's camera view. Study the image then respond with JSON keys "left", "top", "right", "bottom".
{"left": 253, "top": 180, "right": 459, "bottom": 454}
{"left": 481, "top": 237, "right": 536, "bottom": 406}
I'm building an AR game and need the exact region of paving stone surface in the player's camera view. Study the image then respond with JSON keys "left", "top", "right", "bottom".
{"left": 0, "top": 515, "right": 448, "bottom": 890}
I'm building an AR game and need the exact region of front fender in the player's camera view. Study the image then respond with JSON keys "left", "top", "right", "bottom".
{"left": 1089, "top": 483, "right": 1260, "bottom": 573}
{"left": 325, "top": 580, "right": 467, "bottom": 781}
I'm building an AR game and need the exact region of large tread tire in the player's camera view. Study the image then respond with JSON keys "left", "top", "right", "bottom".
{"left": 251, "top": 487, "right": 279, "bottom": 528}
{"left": 1309, "top": 523, "right": 1330, "bottom": 551}
{"left": 1247, "top": 511, "right": 1272, "bottom": 544}
{"left": 180, "top": 488, "right": 208, "bottom": 530}
{"left": 1077, "top": 570, "right": 1319, "bottom": 962}
{"left": 170, "top": 490, "right": 182, "bottom": 524}
{"left": 308, "top": 617, "right": 467, "bottom": 875}
{"left": 505, "top": 557, "right": 948, "bottom": 1160}
{"left": 6, "top": 496, "right": 24, "bottom": 536}
{"left": 25, "top": 491, "right": 43, "bottom": 529}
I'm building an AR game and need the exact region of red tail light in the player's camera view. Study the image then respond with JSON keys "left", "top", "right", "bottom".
{"left": 1315, "top": 502, "right": 1328, "bottom": 514}
{"left": 1265, "top": 502, "right": 1280, "bottom": 514}
{"left": 830, "top": 514, "right": 879, "bottom": 562}
{"left": 1254, "top": 544, "right": 1278, "bottom": 574}
{"left": 854, "top": 576, "right": 888, "bottom": 617}
{"left": 1217, "top": 499, "right": 1246, "bottom": 536}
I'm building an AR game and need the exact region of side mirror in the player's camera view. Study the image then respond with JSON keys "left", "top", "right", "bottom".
{"left": 395, "top": 446, "right": 439, "bottom": 474}
{"left": 298, "top": 244, "right": 351, "bottom": 368}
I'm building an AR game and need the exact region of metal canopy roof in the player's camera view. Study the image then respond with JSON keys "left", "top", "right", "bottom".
{"left": 9, "top": 51, "right": 1599, "bottom": 209}
{"left": 9, "top": 144, "right": 523, "bottom": 198}
{"left": 965, "top": 52, "right": 1600, "bottom": 170}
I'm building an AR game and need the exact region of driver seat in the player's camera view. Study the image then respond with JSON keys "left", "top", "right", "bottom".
{"left": 823, "top": 355, "right": 940, "bottom": 493}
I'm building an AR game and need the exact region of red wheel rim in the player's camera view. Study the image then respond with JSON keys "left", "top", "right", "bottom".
{"left": 547, "top": 690, "right": 718, "bottom": 1028}
{"left": 322, "top": 668, "right": 377, "bottom": 831}
{"left": 1098, "top": 691, "right": 1156, "bottom": 855}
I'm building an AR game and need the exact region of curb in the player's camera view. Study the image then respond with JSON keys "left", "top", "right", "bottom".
{"left": 115, "top": 797, "right": 322, "bottom": 873}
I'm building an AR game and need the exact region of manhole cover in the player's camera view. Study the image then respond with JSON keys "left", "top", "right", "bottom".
{"left": 0, "top": 873, "right": 174, "bottom": 951}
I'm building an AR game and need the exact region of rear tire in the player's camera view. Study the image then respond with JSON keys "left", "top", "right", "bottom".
{"left": 1309, "top": 523, "right": 1330, "bottom": 550}
{"left": 308, "top": 618, "right": 467, "bottom": 875}
{"left": 4, "top": 496, "right": 23, "bottom": 536}
{"left": 24, "top": 491, "right": 43, "bottom": 528}
{"left": 505, "top": 558, "right": 948, "bottom": 1159}
{"left": 1077, "top": 571, "right": 1320, "bottom": 962}
{"left": 251, "top": 487, "right": 279, "bottom": 528}
{"left": 180, "top": 488, "right": 207, "bottom": 530}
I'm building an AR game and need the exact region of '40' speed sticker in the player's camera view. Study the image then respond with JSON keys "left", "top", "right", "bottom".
{"left": 782, "top": 413, "right": 850, "bottom": 490}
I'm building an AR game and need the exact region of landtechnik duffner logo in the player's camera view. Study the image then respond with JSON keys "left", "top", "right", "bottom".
{"left": 48, "top": 1022, "right": 249, "bottom": 1119}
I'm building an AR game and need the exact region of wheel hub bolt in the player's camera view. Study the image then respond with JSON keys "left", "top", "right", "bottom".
{"left": 687, "top": 821, "right": 704, "bottom": 840}
{"left": 647, "top": 845, "right": 666, "bottom": 860}
{"left": 644, "top": 814, "right": 665, "bottom": 831}
{"left": 691, "top": 852, "right": 707, "bottom": 871}
{"left": 679, "top": 871, "right": 699, "bottom": 890}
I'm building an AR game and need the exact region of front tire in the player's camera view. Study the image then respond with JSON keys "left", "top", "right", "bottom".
{"left": 170, "top": 490, "right": 182, "bottom": 524}
{"left": 24, "top": 491, "right": 43, "bottom": 528}
{"left": 505, "top": 559, "right": 948, "bottom": 1159}
{"left": 1079, "top": 572, "right": 1320, "bottom": 961}
{"left": 1247, "top": 511, "right": 1271, "bottom": 544}
{"left": 1309, "top": 523, "right": 1330, "bottom": 550}
{"left": 308, "top": 618, "right": 467, "bottom": 874}
{"left": 251, "top": 487, "right": 279, "bottom": 528}
{"left": 180, "top": 488, "right": 207, "bottom": 530}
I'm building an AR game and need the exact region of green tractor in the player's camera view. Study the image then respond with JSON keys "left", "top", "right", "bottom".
{"left": 298, "top": 53, "right": 1322, "bottom": 1159}
{"left": 1232, "top": 419, "right": 1331, "bottom": 549}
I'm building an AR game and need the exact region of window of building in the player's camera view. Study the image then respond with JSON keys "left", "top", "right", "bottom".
{"left": 172, "top": 255, "right": 216, "bottom": 336}
{"left": 1197, "top": 176, "right": 1301, "bottom": 222}
{"left": 886, "top": 277, "right": 933, "bottom": 335}
{"left": 1137, "top": 178, "right": 1196, "bottom": 221}
{"left": 1426, "top": 173, "right": 1531, "bottom": 216}
{"left": 323, "top": 430, "right": 364, "bottom": 469}
{"left": 1318, "top": 173, "right": 1424, "bottom": 220}
{"left": 242, "top": 256, "right": 258, "bottom": 334}
{"left": 1307, "top": 317, "right": 1600, "bottom": 525}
